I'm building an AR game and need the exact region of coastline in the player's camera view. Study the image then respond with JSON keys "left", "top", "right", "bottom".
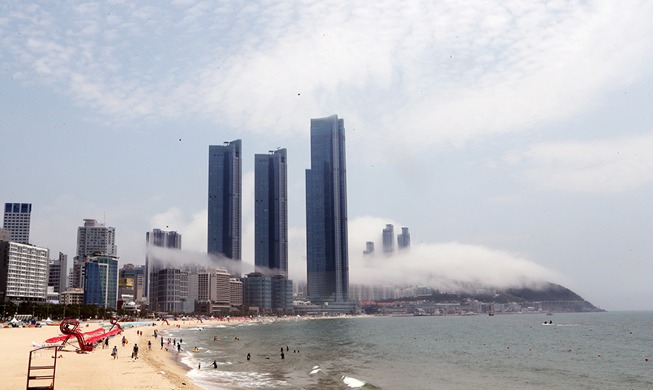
{"left": 3, "top": 319, "right": 204, "bottom": 390}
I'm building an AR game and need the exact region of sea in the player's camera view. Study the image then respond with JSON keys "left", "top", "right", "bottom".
{"left": 160, "top": 312, "right": 653, "bottom": 389}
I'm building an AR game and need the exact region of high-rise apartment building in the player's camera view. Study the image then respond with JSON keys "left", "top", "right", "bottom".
{"left": 145, "top": 229, "right": 182, "bottom": 302}
{"left": 305, "top": 115, "right": 350, "bottom": 304}
{"left": 76, "top": 219, "right": 117, "bottom": 257}
{"left": 382, "top": 224, "right": 395, "bottom": 254}
{"left": 0, "top": 241, "right": 49, "bottom": 302}
{"left": 146, "top": 229, "right": 182, "bottom": 309}
{"left": 254, "top": 148, "right": 288, "bottom": 276}
{"left": 397, "top": 227, "right": 411, "bottom": 249}
{"left": 48, "top": 252, "right": 68, "bottom": 294}
{"left": 3, "top": 203, "right": 32, "bottom": 244}
{"left": 208, "top": 140, "right": 242, "bottom": 276}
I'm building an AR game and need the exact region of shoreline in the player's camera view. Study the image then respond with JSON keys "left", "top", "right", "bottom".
{"left": 2, "top": 318, "right": 205, "bottom": 390}
{"left": 3, "top": 314, "right": 372, "bottom": 390}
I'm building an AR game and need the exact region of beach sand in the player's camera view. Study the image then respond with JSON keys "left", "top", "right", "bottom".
{"left": 2, "top": 320, "right": 204, "bottom": 390}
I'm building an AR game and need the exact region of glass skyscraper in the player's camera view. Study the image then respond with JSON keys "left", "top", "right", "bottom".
{"left": 305, "top": 115, "right": 349, "bottom": 303}
{"left": 254, "top": 148, "right": 288, "bottom": 276}
{"left": 208, "top": 140, "right": 242, "bottom": 276}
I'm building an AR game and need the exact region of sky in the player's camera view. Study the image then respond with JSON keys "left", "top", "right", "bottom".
{"left": 2, "top": 1, "right": 653, "bottom": 310}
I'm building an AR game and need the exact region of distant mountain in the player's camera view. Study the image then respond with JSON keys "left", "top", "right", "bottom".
{"left": 390, "top": 282, "right": 603, "bottom": 313}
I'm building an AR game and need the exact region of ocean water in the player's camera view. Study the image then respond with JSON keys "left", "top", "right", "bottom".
{"left": 161, "top": 312, "right": 653, "bottom": 389}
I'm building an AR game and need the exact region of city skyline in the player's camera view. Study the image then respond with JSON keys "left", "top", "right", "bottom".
{"left": 3, "top": 1, "right": 653, "bottom": 310}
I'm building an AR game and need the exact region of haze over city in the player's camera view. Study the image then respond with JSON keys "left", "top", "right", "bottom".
{"left": 2, "top": 1, "right": 653, "bottom": 310}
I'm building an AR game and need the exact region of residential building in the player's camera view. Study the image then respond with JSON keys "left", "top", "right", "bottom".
{"left": 145, "top": 229, "right": 182, "bottom": 303}
{"left": 48, "top": 252, "right": 68, "bottom": 294}
{"left": 305, "top": 115, "right": 350, "bottom": 304}
{"left": 76, "top": 219, "right": 117, "bottom": 257}
{"left": 271, "top": 274, "right": 293, "bottom": 312}
{"left": 229, "top": 278, "right": 243, "bottom": 307}
{"left": 208, "top": 140, "right": 242, "bottom": 276}
{"left": 150, "top": 268, "right": 189, "bottom": 313}
{"left": 60, "top": 288, "right": 84, "bottom": 305}
{"left": 397, "top": 227, "right": 411, "bottom": 249}
{"left": 242, "top": 272, "right": 271, "bottom": 312}
{"left": 382, "top": 224, "right": 394, "bottom": 254}
{"left": 3, "top": 203, "right": 32, "bottom": 244}
{"left": 254, "top": 148, "right": 288, "bottom": 276}
{"left": 0, "top": 241, "right": 49, "bottom": 302}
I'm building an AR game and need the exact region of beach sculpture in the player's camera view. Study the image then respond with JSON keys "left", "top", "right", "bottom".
{"left": 44, "top": 317, "right": 122, "bottom": 352}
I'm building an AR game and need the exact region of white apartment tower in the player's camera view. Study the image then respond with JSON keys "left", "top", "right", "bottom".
{"left": 77, "top": 219, "right": 117, "bottom": 257}
{"left": 0, "top": 241, "right": 49, "bottom": 302}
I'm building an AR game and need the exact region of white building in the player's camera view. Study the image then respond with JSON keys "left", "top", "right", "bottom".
{"left": 3, "top": 203, "right": 32, "bottom": 244}
{"left": 77, "top": 219, "right": 117, "bottom": 257}
{"left": 0, "top": 241, "right": 49, "bottom": 302}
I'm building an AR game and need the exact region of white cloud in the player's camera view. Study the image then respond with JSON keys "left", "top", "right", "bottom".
{"left": 510, "top": 134, "right": 653, "bottom": 193}
{"left": 4, "top": 1, "right": 652, "bottom": 145}
{"left": 346, "top": 216, "right": 561, "bottom": 289}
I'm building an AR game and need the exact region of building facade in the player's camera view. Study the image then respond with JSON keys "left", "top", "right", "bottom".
{"left": 145, "top": 228, "right": 182, "bottom": 303}
{"left": 76, "top": 219, "right": 117, "bottom": 257}
{"left": 83, "top": 255, "right": 118, "bottom": 309}
{"left": 119, "top": 263, "right": 145, "bottom": 303}
{"left": 3, "top": 203, "right": 32, "bottom": 244}
{"left": 271, "top": 275, "right": 293, "bottom": 312}
{"left": 254, "top": 148, "right": 288, "bottom": 276}
{"left": 382, "top": 224, "right": 395, "bottom": 254}
{"left": 397, "top": 227, "right": 411, "bottom": 249}
{"left": 48, "top": 252, "right": 68, "bottom": 294}
{"left": 305, "top": 115, "right": 350, "bottom": 304}
{"left": 208, "top": 140, "right": 242, "bottom": 276}
{"left": 150, "top": 268, "right": 189, "bottom": 313}
{"left": 242, "top": 272, "right": 272, "bottom": 312}
{"left": 0, "top": 241, "right": 49, "bottom": 302}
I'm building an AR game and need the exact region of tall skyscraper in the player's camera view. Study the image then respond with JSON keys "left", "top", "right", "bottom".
{"left": 397, "top": 227, "right": 411, "bottom": 249}
{"left": 305, "top": 115, "right": 350, "bottom": 303}
{"left": 3, "top": 203, "right": 32, "bottom": 244}
{"left": 208, "top": 140, "right": 242, "bottom": 276}
{"left": 145, "top": 229, "right": 182, "bottom": 307}
{"left": 76, "top": 219, "right": 117, "bottom": 257}
{"left": 254, "top": 148, "right": 288, "bottom": 276}
{"left": 382, "top": 224, "right": 395, "bottom": 254}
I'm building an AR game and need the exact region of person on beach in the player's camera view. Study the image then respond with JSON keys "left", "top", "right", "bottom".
{"left": 133, "top": 343, "right": 139, "bottom": 359}
{"left": 177, "top": 343, "right": 181, "bottom": 352}
{"left": 160, "top": 337, "right": 164, "bottom": 350}
{"left": 148, "top": 340, "right": 152, "bottom": 351}
{"left": 111, "top": 346, "right": 118, "bottom": 359}
{"left": 105, "top": 338, "right": 109, "bottom": 348}
{"left": 122, "top": 336, "right": 126, "bottom": 347}
{"left": 213, "top": 360, "right": 218, "bottom": 368}
{"left": 247, "top": 353, "right": 250, "bottom": 361}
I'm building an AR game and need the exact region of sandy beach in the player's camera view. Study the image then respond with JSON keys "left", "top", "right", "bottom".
{"left": 2, "top": 319, "right": 205, "bottom": 390}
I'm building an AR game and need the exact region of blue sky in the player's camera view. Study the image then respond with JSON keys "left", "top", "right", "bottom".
{"left": 2, "top": 1, "right": 653, "bottom": 310}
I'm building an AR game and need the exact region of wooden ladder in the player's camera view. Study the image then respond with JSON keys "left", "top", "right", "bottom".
{"left": 26, "top": 345, "right": 62, "bottom": 390}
